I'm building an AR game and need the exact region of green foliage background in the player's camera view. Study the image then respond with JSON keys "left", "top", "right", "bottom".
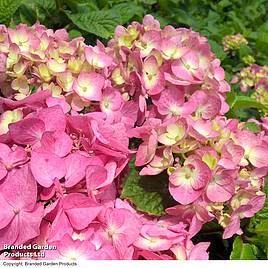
{"left": 1, "top": 0, "right": 268, "bottom": 260}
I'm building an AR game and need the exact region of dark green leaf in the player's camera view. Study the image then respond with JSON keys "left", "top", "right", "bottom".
{"left": 239, "top": 44, "right": 252, "bottom": 58}
{"left": 66, "top": 10, "right": 122, "bottom": 39}
{"left": 121, "top": 158, "right": 175, "bottom": 216}
{"left": 208, "top": 39, "right": 226, "bottom": 60}
{"left": 256, "top": 32, "right": 268, "bottom": 54}
{"left": 113, "top": 3, "right": 144, "bottom": 24}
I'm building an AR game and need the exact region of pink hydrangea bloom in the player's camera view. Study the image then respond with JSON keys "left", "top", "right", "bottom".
{"left": 0, "top": 15, "right": 267, "bottom": 261}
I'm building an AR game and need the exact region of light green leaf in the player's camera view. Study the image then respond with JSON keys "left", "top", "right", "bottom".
{"left": 244, "top": 122, "right": 261, "bottom": 133}
{"left": 0, "top": 0, "right": 23, "bottom": 25}
{"left": 230, "top": 237, "right": 259, "bottom": 260}
{"left": 66, "top": 10, "right": 122, "bottom": 39}
{"left": 68, "top": 29, "right": 82, "bottom": 39}
{"left": 229, "top": 95, "right": 268, "bottom": 114}
{"left": 121, "top": 158, "right": 175, "bottom": 216}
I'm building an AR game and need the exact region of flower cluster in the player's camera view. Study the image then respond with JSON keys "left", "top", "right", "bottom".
{"left": 108, "top": 15, "right": 267, "bottom": 239}
{"left": 231, "top": 64, "right": 268, "bottom": 115}
{"left": 222, "top": 33, "right": 248, "bottom": 53}
{"left": 0, "top": 15, "right": 267, "bottom": 260}
{"left": 0, "top": 23, "right": 115, "bottom": 112}
{"left": 232, "top": 64, "right": 268, "bottom": 93}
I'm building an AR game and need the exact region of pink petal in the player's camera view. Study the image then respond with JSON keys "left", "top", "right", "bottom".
{"left": 1, "top": 165, "right": 37, "bottom": 211}
{"left": 86, "top": 165, "right": 107, "bottom": 195}
{"left": 48, "top": 210, "right": 73, "bottom": 243}
{"left": 85, "top": 46, "right": 113, "bottom": 68}
{"left": 206, "top": 183, "right": 233, "bottom": 202}
{"left": 63, "top": 193, "right": 102, "bottom": 230}
{"left": 190, "top": 160, "right": 211, "bottom": 190}
{"left": 189, "top": 242, "right": 210, "bottom": 260}
{"left": 73, "top": 72, "right": 105, "bottom": 101}
{"left": 0, "top": 162, "right": 7, "bottom": 181}
{"left": 169, "top": 182, "right": 203, "bottom": 205}
{"left": 0, "top": 194, "right": 14, "bottom": 229}
{"left": 0, "top": 90, "right": 51, "bottom": 110}
{"left": 15, "top": 205, "right": 44, "bottom": 245}
{"left": 37, "top": 105, "right": 66, "bottom": 132}
{"left": 40, "top": 131, "right": 73, "bottom": 158}
{"left": 0, "top": 143, "right": 11, "bottom": 158}
{"left": 249, "top": 145, "right": 268, "bottom": 168}
{"left": 30, "top": 151, "right": 66, "bottom": 187}
{"left": 65, "top": 153, "right": 102, "bottom": 188}
{"left": 182, "top": 51, "right": 199, "bottom": 69}
{"left": 223, "top": 215, "right": 242, "bottom": 239}
{"left": 171, "top": 60, "right": 194, "bottom": 81}
{"left": 6, "top": 146, "right": 28, "bottom": 168}
{"left": 0, "top": 216, "right": 19, "bottom": 248}
{"left": 135, "top": 134, "right": 157, "bottom": 166}
{"left": 9, "top": 118, "right": 45, "bottom": 146}
{"left": 46, "top": 96, "right": 71, "bottom": 114}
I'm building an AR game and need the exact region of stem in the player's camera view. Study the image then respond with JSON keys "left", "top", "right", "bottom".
{"left": 55, "top": 0, "right": 61, "bottom": 11}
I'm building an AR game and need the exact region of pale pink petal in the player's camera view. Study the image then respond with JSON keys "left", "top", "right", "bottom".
{"left": 249, "top": 145, "right": 268, "bottom": 168}
{"left": 169, "top": 182, "right": 203, "bottom": 205}
{"left": 189, "top": 242, "right": 210, "bottom": 260}
{"left": 171, "top": 60, "right": 194, "bottom": 81}
{"left": 73, "top": 72, "right": 105, "bottom": 101}
{"left": 135, "top": 134, "right": 157, "bottom": 166}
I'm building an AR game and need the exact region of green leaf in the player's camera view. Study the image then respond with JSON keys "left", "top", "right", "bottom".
{"left": 63, "top": 0, "right": 99, "bottom": 13}
{"left": 68, "top": 29, "right": 82, "bottom": 39}
{"left": 17, "top": 4, "right": 37, "bottom": 25}
{"left": 256, "top": 32, "right": 268, "bottom": 54}
{"left": 113, "top": 3, "right": 144, "bottom": 25}
{"left": 208, "top": 39, "right": 226, "bottom": 61}
{"left": 239, "top": 44, "right": 252, "bottom": 59}
{"left": 230, "top": 237, "right": 259, "bottom": 260}
{"left": 0, "top": 0, "right": 22, "bottom": 25}
{"left": 151, "top": 13, "right": 171, "bottom": 27}
{"left": 244, "top": 122, "right": 261, "bottom": 133}
{"left": 245, "top": 181, "right": 268, "bottom": 258}
{"left": 229, "top": 95, "right": 268, "bottom": 114}
{"left": 218, "top": 0, "right": 232, "bottom": 9}
{"left": 66, "top": 10, "right": 122, "bottom": 39}
{"left": 141, "top": 0, "right": 157, "bottom": 4}
{"left": 121, "top": 158, "right": 175, "bottom": 216}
